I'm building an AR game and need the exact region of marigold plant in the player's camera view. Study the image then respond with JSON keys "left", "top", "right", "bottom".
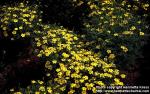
{"left": 0, "top": 0, "right": 149, "bottom": 94}
{"left": 0, "top": 2, "right": 42, "bottom": 39}
{"left": 10, "top": 25, "right": 125, "bottom": 94}
{"left": 81, "top": 0, "right": 148, "bottom": 67}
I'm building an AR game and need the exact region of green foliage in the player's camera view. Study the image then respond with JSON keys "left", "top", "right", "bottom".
{"left": 9, "top": 24, "right": 125, "bottom": 94}
{"left": 0, "top": 2, "right": 125, "bottom": 94}
{"left": 0, "top": 2, "right": 42, "bottom": 39}
{"left": 81, "top": 0, "right": 149, "bottom": 68}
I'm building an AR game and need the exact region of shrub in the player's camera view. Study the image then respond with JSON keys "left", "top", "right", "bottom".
{"left": 0, "top": 2, "right": 42, "bottom": 39}
{"left": 0, "top": 0, "right": 149, "bottom": 93}
{"left": 81, "top": 0, "right": 149, "bottom": 68}
{"left": 10, "top": 25, "right": 125, "bottom": 94}
{"left": 0, "top": 2, "right": 125, "bottom": 94}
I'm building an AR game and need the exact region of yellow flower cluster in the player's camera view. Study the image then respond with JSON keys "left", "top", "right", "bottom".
{"left": 80, "top": 0, "right": 148, "bottom": 65}
{"left": 28, "top": 25, "right": 124, "bottom": 93}
{"left": 1, "top": 0, "right": 148, "bottom": 93}
{"left": 120, "top": 45, "right": 128, "bottom": 53}
{"left": 0, "top": 3, "right": 41, "bottom": 39}
{"left": 34, "top": 25, "right": 78, "bottom": 58}
{"left": 142, "top": 3, "right": 149, "bottom": 10}
{"left": 8, "top": 23, "right": 125, "bottom": 93}
{"left": 1, "top": 1, "right": 138, "bottom": 94}
{"left": 85, "top": 0, "right": 145, "bottom": 36}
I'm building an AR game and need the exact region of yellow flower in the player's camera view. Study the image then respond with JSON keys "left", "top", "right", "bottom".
{"left": 38, "top": 80, "right": 44, "bottom": 85}
{"left": 122, "top": 31, "right": 133, "bottom": 35}
{"left": 85, "top": 83, "right": 94, "bottom": 90}
{"left": 39, "top": 19, "right": 42, "bottom": 22}
{"left": 21, "top": 33, "right": 26, "bottom": 37}
{"left": 14, "top": 92, "right": 22, "bottom": 94}
{"left": 144, "top": 4, "right": 149, "bottom": 7}
{"left": 81, "top": 35, "right": 85, "bottom": 38}
{"left": 130, "top": 26, "right": 136, "bottom": 30}
{"left": 62, "top": 52, "right": 69, "bottom": 58}
{"left": 113, "top": 33, "right": 118, "bottom": 36}
{"left": 4, "top": 21, "right": 8, "bottom": 24}
{"left": 19, "top": 26, "right": 23, "bottom": 29}
{"left": 74, "top": 55, "right": 81, "bottom": 61}
{"left": 118, "top": 82, "right": 124, "bottom": 86}
{"left": 45, "top": 61, "right": 52, "bottom": 70}
{"left": 137, "top": 21, "right": 141, "bottom": 24}
{"left": 68, "top": 89, "right": 75, "bottom": 94}
{"left": 108, "top": 54, "right": 115, "bottom": 59}
{"left": 23, "top": 19, "right": 27, "bottom": 22}
{"left": 52, "top": 38, "right": 57, "bottom": 43}
{"left": 81, "top": 91, "right": 87, "bottom": 94}
{"left": 82, "top": 87, "right": 87, "bottom": 91}
{"left": 47, "top": 87, "right": 52, "bottom": 93}
{"left": 124, "top": 13, "right": 129, "bottom": 17}
{"left": 73, "top": 36, "right": 78, "bottom": 40}
{"left": 112, "top": 16, "right": 116, "bottom": 19}
{"left": 36, "top": 42, "right": 41, "bottom": 47}
{"left": 60, "top": 63, "right": 67, "bottom": 71}
{"left": 7, "top": 7, "right": 12, "bottom": 10}
{"left": 23, "top": 14, "right": 30, "bottom": 17}
{"left": 114, "top": 69, "right": 119, "bottom": 75}
{"left": 13, "top": 19, "right": 18, "bottom": 23}
{"left": 60, "top": 86, "right": 66, "bottom": 91}
{"left": 13, "top": 14, "right": 17, "bottom": 17}
{"left": 91, "top": 62, "right": 98, "bottom": 67}
{"left": 29, "top": 18, "right": 33, "bottom": 21}
{"left": 104, "top": 0, "right": 111, "bottom": 4}
{"left": 108, "top": 69, "right": 113, "bottom": 73}
{"left": 92, "top": 87, "right": 96, "bottom": 93}
{"left": 44, "top": 48, "right": 53, "bottom": 56}
{"left": 139, "top": 32, "right": 144, "bottom": 36}
{"left": 90, "top": 4, "right": 97, "bottom": 9}
{"left": 56, "top": 68, "right": 60, "bottom": 72}
{"left": 107, "top": 49, "right": 111, "bottom": 54}
{"left": 52, "top": 60, "right": 57, "bottom": 64}
{"left": 19, "top": 3, "right": 24, "bottom": 8}
{"left": 32, "top": 11, "right": 37, "bottom": 14}
{"left": 123, "top": 20, "right": 128, "bottom": 24}
{"left": 83, "top": 76, "right": 88, "bottom": 80}
{"left": 10, "top": 88, "right": 14, "bottom": 92}
{"left": 97, "top": 81, "right": 105, "bottom": 86}
{"left": 39, "top": 86, "right": 45, "bottom": 91}
{"left": 14, "top": 28, "right": 18, "bottom": 30}
{"left": 120, "top": 74, "right": 126, "bottom": 78}
{"left": 31, "top": 80, "right": 36, "bottom": 84}
{"left": 31, "top": 15, "right": 35, "bottom": 19}
{"left": 3, "top": 31, "right": 8, "bottom": 37}
{"left": 29, "top": 25, "right": 33, "bottom": 28}
{"left": 70, "top": 83, "right": 76, "bottom": 88}
{"left": 46, "top": 73, "right": 50, "bottom": 77}
{"left": 12, "top": 31, "right": 17, "bottom": 35}
{"left": 114, "top": 78, "right": 120, "bottom": 82}
{"left": 2, "top": 27, "right": 7, "bottom": 30}
{"left": 143, "top": 4, "right": 149, "bottom": 10}
{"left": 25, "top": 32, "right": 30, "bottom": 36}
{"left": 120, "top": 46, "right": 128, "bottom": 52}
{"left": 57, "top": 71, "right": 63, "bottom": 76}
{"left": 66, "top": 70, "right": 71, "bottom": 76}
{"left": 35, "top": 91, "right": 40, "bottom": 94}
{"left": 80, "top": 79, "right": 85, "bottom": 83}
{"left": 127, "top": 5, "right": 131, "bottom": 8}
{"left": 43, "top": 39, "right": 48, "bottom": 44}
{"left": 96, "top": 45, "right": 100, "bottom": 49}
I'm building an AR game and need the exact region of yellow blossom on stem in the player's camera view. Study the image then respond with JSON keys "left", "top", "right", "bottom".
{"left": 62, "top": 52, "right": 70, "bottom": 58}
